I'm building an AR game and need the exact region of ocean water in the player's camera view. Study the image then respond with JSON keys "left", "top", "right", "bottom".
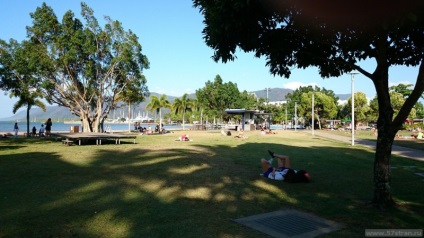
{"left": 0, "top": 120, "right": 283, "bottom": 133}
{"left": 0, "top": 121, "right": 184, "bottom": 133}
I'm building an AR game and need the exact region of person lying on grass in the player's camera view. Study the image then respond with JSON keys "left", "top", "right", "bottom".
{"left": 176, "top": 134, "right": 191, "bottom": 141}
{"left": 261, "top": 150, "right": 310, "bottom": 183}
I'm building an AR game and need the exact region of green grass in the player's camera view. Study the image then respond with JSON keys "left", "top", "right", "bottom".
{"left": 322, "top": 129, "right": 424, "bottom": 150}
{"left": 1, "top": 130, "right": 423, "bottom": 237}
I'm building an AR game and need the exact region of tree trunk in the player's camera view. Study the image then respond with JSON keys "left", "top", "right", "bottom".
{"left": 371, "top": 58, "right": 396, "bottom": 208}
{"left": 128, "top": 103, "right": 131, "bottom": 133}
{"left": 26, "top": 107, "right": 30, "bottom": 137}
{"left": 317, "top": 114, "right": 321, "bottom": 130}
{"left": 182, "top": 111, "right": 185, "bottom": 130}
{"left": 159, "top": 108, "right": 162, "bottom": 132}
{"left": 201, "top": 109, "right": 203, "bottom": 126}
{"left": 373, "top": 132, "right": 395, "bottom": 208}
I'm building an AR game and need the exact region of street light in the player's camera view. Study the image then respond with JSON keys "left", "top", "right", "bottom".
{"left": 349, "top": 72, "right": 359, "bottom": 146}
{"left": 265, "top": 88, "right": 271, "bottom": 102}
{"left": 264, "top": 87, "right": 271, "bottom": 111}
{"left": 295, "top": 101, "right": 298, "bottom": 132}
{"left": 285, "top": 102, "right": 288, "bottom": 130}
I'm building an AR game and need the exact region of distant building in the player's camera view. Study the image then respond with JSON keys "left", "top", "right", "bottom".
{"left": 268, "top": 100, "right": 287, "bottom": 106}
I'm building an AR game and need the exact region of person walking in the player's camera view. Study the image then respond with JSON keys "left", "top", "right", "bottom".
{"left": 45, "top": 118, "right": 52, "bottom": 136}
{"left": 13, "top": 122, "right": 19, "bottom": 137}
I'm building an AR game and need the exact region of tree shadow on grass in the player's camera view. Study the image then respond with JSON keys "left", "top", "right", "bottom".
{"left": 0, "top": 139, "right": 423, "bottom": 237}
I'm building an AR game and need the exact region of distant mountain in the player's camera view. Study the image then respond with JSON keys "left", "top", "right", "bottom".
{"left": 336, "top": 94, "right": 351, "bottom": 101}
{"left": 2, "top": 88, "right": 355, "bottom": 121}
{"left": 0, "top": 92, "right": 178, "bottom": 121}
{"left": 247, "top": 88, "right": 292, "bottom": 101}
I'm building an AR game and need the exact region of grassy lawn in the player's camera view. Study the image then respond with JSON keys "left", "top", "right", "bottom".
{"left": 1, "top": 130, "right": 423, "bottom": 237}
{"left": 321, "top": 129, "right": 424, "bottom": 150}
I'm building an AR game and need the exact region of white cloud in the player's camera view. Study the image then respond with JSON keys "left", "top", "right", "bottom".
{"left": 185, "top": 88, "right": 193, "bottom": 93}
{"left": 152, "top": 87, "right": 193, "bottom": 97}
{"left": 154, "top": 87, "right": 166, "bottom": 94}
{"left": 282, "top": 81, "right": 319, "bottom": 90}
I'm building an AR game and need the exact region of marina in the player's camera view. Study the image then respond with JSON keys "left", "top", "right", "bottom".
{"left": 0, "top": 121, "right": 184, "bottom": 134}
{"left": 0, "top": 120, "right": 284, "bottom": 134}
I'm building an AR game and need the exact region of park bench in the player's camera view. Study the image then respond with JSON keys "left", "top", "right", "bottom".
{"left": 62, "top": 139, "right": 74, "bottom": 146}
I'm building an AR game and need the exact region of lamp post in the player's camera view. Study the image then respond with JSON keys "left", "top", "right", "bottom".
{"left": 349, "top": 72, "right": 359, "bottom": 146}
{"left": 285, "top": 104, "right": 288, "bottom": 130}
{"left": 265, "top": 88, "right": 271, "bottom": 102}
{"left": 264, "top": 88, "right": 271, "bottom": 112}
{"left": 295, "top": 101, "right": 298, "bottom": 132}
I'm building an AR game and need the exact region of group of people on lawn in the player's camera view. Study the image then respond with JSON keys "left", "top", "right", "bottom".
{"left": 9, "top": 118, "right": 52, "bottom": 138}
{"left": 397, "top": 128, "right": 424, "bottom": 140}
{"left": 135, "top": 123, "right": 170, "bottom": 135}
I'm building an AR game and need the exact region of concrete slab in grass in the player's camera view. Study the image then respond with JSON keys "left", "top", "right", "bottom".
{"left": 234, "top": 209, "right": 345, "bottom": 238}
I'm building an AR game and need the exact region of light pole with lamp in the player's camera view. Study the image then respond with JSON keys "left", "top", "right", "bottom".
{"left": 295, "top": 101, "right": 298, "bottom": 132}
{"left": 349, "top": 72, "right": 359, "bottom": 146}
{"left": 264, "top": 88, "right": 271, "bottom": 111}
{"left": 285, "top": 103, "right": 288, "bottom": 130}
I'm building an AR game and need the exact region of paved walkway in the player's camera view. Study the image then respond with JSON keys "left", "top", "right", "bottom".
{"left": 308, "top": 131, "right": 424, "bottom": 162}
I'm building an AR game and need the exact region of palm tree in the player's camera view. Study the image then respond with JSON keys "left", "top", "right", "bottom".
{"left": 118, "top": 75, "right": 149, "bottom": 132}
{"left": 10, "top": 88, "right": 46, "bottom": 137}
{"left": 173, "top": 93, "right": 193, "bottom": 130}
{"left": 191, "top": 98, "right": 203, "bottom": 125}
{"left": 146, "top": 94, "right": 171, "bottom": 132}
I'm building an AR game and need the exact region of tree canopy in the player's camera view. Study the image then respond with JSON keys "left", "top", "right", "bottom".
{"left": 193, "top": 0, "right": 424, "bottom": 207}
{"left": 298, "top": 91, "right": 338, "bottom": 129}
{"left": 173, "top": 93, "right": 194, "bottom": 130}
{"left": 146, "top": 94, "right": 171, "bottom": 131}
{"left": 0, "top": 3, "right": 149, "bottom": 132}
{"left": 195, "top": 75, "right": 256, "bottom": 122}
{"left": 346, "top": 92, "right": 370, "bottom": 124}
{"left": 0, "top": 38, "right": 46, "bottom": 135}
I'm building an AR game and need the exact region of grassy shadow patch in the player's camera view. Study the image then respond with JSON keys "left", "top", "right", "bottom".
{"left": 0, "top": 130, "right": 423, "bottom": 237}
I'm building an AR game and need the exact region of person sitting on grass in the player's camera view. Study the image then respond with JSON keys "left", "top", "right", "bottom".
{"left": 416, "top": 131, "right": 423, "bottom": 140}
{"left": 260, "top": 150, "right": 310, "bottom": 183}
{"left": 266, "top": 129, "right": 277, "bottom": 134}
{"left": 221, "top": 130, "right": 231, "bottom": 136}
{"left": 39, "top": 124, "right": 45, "bottom": 137}
{"left": 234, "top": 128, "right": 248, "bottom": 139}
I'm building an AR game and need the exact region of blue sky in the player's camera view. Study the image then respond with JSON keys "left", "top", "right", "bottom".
{"left": 0, "top": 0, "right": 419, "bottom": 117}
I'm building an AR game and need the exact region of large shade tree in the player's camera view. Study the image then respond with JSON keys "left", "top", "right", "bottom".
{"left": 286, "top": 85, "right": 339, "bottom": 123}
{"left": 0, "top": 3, "right": 149, "bottom": 132}
{"left": 390, "top": 83, "right": 424, "bottom": 118}
{"left": 196, "top": 75, "right": 244, "bottom": 122}
{"left": 346, "top": 92, "right": 370, "bottom": 128}
{"left": 194, "top": 0, "right": 424, "bottom": 208}
{"left": 369, "top": 92, "right": 417, "bottom": 122}
{"left": 196, "top": 74, "right": 257, "bottom": 124}
{"left": 0, "top": 39, "right": 46, "bottom": 136}
{"left": 299, "top": 91, "right": 338, "bottom": 129}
